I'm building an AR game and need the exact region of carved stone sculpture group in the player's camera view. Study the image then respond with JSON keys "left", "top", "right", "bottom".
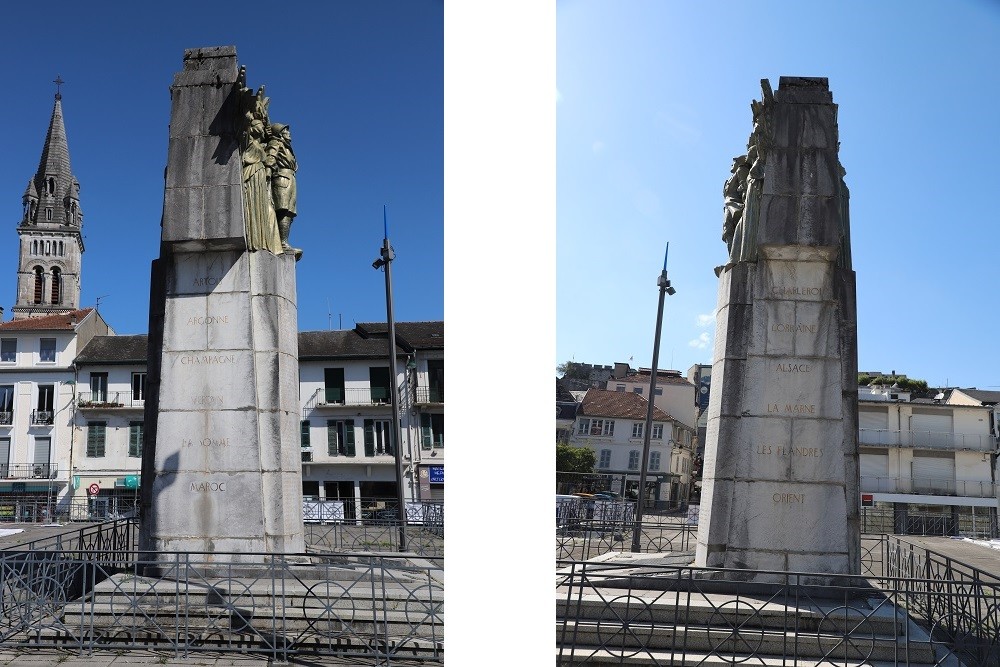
{"left": 238, "top": 67, "right": 301, "bottom": 260}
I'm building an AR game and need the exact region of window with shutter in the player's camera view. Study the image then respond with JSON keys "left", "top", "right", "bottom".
{"left": 421, "top": 413, "right": 432, "bottom": 450}
{"left": 343, "top": 419, "right": 356, "bottom": 456}
{"left": 327, "top": 420, "right": 339, "bottom": 456}
{"left": 87, "top": 422, "right": 106, "bottom": 457}
{"left": 129, "top": 422, "right": 143, "bottom": 457}
{"left": 364, "top": 419, "right": 375, "bottom": 457}
{"left": 300, "top": 421, "right": 310, "bottom": 448}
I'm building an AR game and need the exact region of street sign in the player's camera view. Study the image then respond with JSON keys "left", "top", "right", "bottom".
{"left": 88, "top": 483, "right": 100, "bottom": 496}
{"left": 124, "top": 475, "right": 139, "bottom": 489}
{"left": 861, "top": 493, "right": 874, "bottom": 507}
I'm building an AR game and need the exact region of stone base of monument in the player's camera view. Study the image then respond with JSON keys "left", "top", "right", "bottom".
{"left": 50, "top": 569, "right": 442, "bottom": 658}
{"left": 576, "top": 551, "right": 875, "bottom": 600}
{"left": 142, "top": 249, "right": 305, "bottom": 563}
{"left": 556, "top": 566, "right": 941, "bottom": 665}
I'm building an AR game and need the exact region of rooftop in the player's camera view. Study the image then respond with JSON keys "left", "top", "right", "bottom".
{"left": 75, "top": 334, "right": 148, "bottom": 365}
{"left": 580, "top": 389, "right": 672, "bottom": 421}
{"left": 0, "top": 308, "right": 92, "bottom": 331}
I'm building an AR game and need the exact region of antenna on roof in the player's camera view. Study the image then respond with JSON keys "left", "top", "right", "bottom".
{"left": 327, "top": 299, "right": 332, "bottom": 330}
{"left": 95, "top": 295, "right": 110, "bottom": 311}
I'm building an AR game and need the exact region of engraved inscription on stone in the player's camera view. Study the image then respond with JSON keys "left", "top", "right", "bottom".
{"left": 181, "top": 437, "right": 231, "bottom": 448}
{"left": 767, "top": 403, "right": 816, "bottom": 414}
{"left": 770, "top": 286, "right": 822, "bottom": 297}
{"left": 775, "top": 362, "right": 811, "bottom": 372}
{"left": 190, "top": 481, "right": 227, "bottom": 492}
{"left": 186, "top": 315, "right": 231, "bottom": 326}
{"left": 772, "top": 493, "right": 804, "bottom": 503}
{"left": 180, "top": 354, "right": 237, "bottom": 365}
{"left": 771, "top": 323, "right": 817, "bottom": 333}
{"left": 756, "top": 444, "right": 823, "bottom": 457}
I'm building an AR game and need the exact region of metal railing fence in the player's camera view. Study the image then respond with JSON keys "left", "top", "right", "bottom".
{"left": 414, "top": 386, "right": 443, "bottom": 403}
{"left": 305, "top": 523, "right": 443, "bottom": 558}
{"left": 557, "top": 550, "right": 1000, "bottom": 666}
{"left": 556, "top": 498, "right": 695, "bottom": 560}
{"left": 860, "top": 505, "right": 998, "bottom": 539}
{"left": 860, "top": 427, "right": 996, "bottom": 451}
{"left": 30, "top": 410, "right": 53, "bottom": 425}
{"left": 75, "top": 391, "right": 145, "bottom": 409}
{"left": 0, "top": 463, "right": 59, "bottom": 479}
{"left": 0, "top": 546, "right": 442, "bottom": 663}
{"left": 861, "top": 474, "right": 997, "bottom": 498}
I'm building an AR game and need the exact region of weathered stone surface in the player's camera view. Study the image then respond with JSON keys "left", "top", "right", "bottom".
{"left": 141, "top": 47, "right": 304, "bottom": 563}
{"left": 695, "top": 77, "right": 858, "bottom": 584}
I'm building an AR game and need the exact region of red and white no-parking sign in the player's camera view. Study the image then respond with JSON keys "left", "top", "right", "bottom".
{"left": 88, "top": 483, "right": 101, "bottom": 496}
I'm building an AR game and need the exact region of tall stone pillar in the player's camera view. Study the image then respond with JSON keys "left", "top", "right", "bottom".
{"left": 139, "top": 46, "right": 304, "bottom": 562}
{"left": 695, "top": 77, "right": 859, "bottom": 583}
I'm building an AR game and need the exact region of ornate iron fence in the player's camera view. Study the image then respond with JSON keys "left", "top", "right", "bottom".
{"left": 557, "top": 535, "right": 1000, "bottom": 665}
{"left": 556, "top": 508, "right": 695, "bottom": 561}
{"left": 0, "top": 519, "right": 442, "bottom": 663}
{"left": 305, "top": 523, "right": 443, "bottom": 558}
{"left": 0, "top": 550, "right": 442, "bottom": 663}
{"left": 557, "top": 557, "right": 1000, "bottom": 665}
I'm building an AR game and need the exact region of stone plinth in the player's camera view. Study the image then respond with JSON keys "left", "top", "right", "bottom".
{"left": 140, "top": 47, "right": 304, "bottom": 562}
{"left": 695, "top": 78, "right": 859, "bottom": 584}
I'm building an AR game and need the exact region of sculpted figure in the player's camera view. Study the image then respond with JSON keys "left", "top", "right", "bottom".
{"left": 722, "top": 155, "right": 748, "bottom": 254}
{"left": 242, "top": 116, "right": 282, "bottom": 254}
{"left": 727, "top": 93, "right": 773, "bottom": 265}
{"left": 266, "top": 123, "right": 301, "bottom": 259}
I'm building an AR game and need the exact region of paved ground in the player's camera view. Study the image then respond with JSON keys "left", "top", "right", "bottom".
{"left": 895, "top": 534, "right": 1000, "bottom": 577}
{"left": 0, "top": 649, "right": 414, "bottom": 666}
{"left": 0, "top": 523, "right": 92, "bottom": 550}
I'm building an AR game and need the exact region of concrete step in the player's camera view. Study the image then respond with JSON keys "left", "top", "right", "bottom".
{"left": 557, "top": 590, "right": 906, "bottom": 635}
{"left": 14, "top": 626, "right": 443, "bottom": 658}
{"left": 556, "top": 646, "right": 947, "bottom": 667}
{"left": 558, "top": 620, "right": 937, "bottom": 663}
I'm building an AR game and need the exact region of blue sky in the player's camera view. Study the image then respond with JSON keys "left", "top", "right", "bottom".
{"left": 557, "top": 0, "right": 1000, "bottom": 389}
{"left": 0, "top": 1, "right": 442, "bottom": 334}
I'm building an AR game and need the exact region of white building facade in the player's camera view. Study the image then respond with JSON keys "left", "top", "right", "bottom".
{"left": 858, "top": 384, "right": 997, "bottom": 536}
{"left": 569, "top": 388, "right": 693, "bottom": 507}
{"left": 0, "top": 309, "right": 110, "bottom": 518}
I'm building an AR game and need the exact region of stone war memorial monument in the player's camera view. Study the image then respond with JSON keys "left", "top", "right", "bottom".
{"left": 140, "top": 46, "right": 305, "bottom": 562}
{"left": 695, "top": 77, "right": 859, "bottom": 583}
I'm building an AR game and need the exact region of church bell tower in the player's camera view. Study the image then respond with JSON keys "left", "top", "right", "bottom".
{"left": 12, "top": 81, "right": 84, "bottom": 320}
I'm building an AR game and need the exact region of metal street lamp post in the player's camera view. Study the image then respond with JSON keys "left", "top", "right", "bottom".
{"left": 372, "top": 205, "right": 408, "bottom": 552}
{"left": 631, "top": 243, "right": 677, "bottom": 553}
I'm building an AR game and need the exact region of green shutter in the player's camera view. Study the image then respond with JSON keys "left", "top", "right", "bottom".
{"left": 129, "top": 422, "right": 143, "bottom": 457}
{"left": 420, "top": 414, "right": 432, "bottom": 450}
{"left": 327, "top": 420, "right": 338, "bottom": 456}
{"left": 344, "top": 420, "right": 356, "bottom": 457}
{"left": 300, "top": 420, "right": 310, "bottom": 447}
{"left": 364, "top": 419, "right": 375, "bottom": 457}
{"left": 87, "top": 423, "right": 105, "bottom": 458}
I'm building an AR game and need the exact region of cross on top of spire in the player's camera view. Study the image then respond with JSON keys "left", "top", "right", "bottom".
{"left": 53, "top": 75, "right": 64, "bottom": 100}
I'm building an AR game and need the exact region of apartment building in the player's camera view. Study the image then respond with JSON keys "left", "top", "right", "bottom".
{"left": 858, "top": 383, "right": 997, "bottom": 535}
{"left": 0, "top": 308, "right": 111, "bottom": 517}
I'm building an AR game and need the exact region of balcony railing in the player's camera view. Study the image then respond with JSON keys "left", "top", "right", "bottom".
{"left": 76, "top": 391, "right": 145, "bottom": 409}
{"left": 30, "top": 410, "right": 53, "bottom": 425}
{"left": 0, "top": 412, "right": 11, "bottom": 426}
{"left": 0, "top": 463, "right": 59, "bottom": 479}
{"left": 415, "top": 386, "right": 444, "bottom": 404}
{"left": 317, "top": 387, "right": 392, "bottom": 407}
{"left": 861, "top": 474, "right": 997, "bottom": 498}
{"left": 859, "top": 428, "right": 996, "bottom": 452}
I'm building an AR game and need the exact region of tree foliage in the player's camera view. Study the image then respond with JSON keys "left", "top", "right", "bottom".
{"left": 858, "top": 373, "right": 929, "bottom": 393}
{"left": 556, "top": 443, "right": 596, "bottom": 474}
{"left": 557, "top": 361, "right": 590, "bottom": 380}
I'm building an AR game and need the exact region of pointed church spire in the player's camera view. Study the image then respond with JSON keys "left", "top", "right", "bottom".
{"left": 29, "top": 91, "right": 80, "bottom": 226}
{"left": 11, "top": 87, "right": 85, "bottom": 319}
